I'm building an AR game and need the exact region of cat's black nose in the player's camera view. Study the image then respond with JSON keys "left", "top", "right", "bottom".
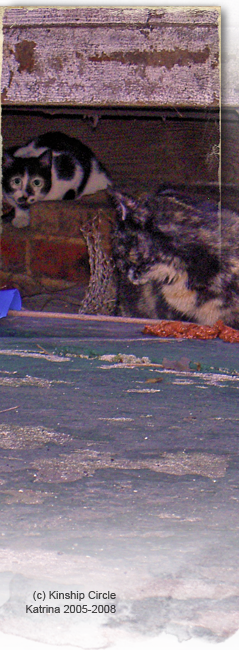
{"left": 17, "top": 197, "right": 28, "bottom": 206}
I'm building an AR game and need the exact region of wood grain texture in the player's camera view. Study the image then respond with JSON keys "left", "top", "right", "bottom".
{"left": 2, "top": 7, "right": 221, "bottom": 27}
{"left": 1, "top": 7, "right": 220, "bottom": 107}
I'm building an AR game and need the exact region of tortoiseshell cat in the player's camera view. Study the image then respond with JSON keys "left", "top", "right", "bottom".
{"left": 3, "top": 131, "right": 111, "bottom": 227}
{"left": 111, "top": 186, "right": 239, "bottom": 328}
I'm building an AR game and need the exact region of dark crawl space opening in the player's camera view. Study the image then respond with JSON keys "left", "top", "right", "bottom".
{"left": 1, "top": 105, "right": 226, "bottom": 316}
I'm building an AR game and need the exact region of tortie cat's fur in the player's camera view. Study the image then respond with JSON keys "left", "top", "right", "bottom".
{"left": 111, "top": 186, "right": 239, "bottom": 328}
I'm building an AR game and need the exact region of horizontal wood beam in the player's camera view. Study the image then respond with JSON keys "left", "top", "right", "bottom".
{"left": 1, "top": 7, "right": 220, "bottom": 108}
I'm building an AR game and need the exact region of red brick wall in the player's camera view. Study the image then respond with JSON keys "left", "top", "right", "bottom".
{"left": 1, "top": 192, "right": 114, "bottom": 298}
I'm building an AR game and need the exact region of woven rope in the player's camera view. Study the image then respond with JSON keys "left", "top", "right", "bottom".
{"left": 78, "top": 216, "right": 117, "bottom": 315}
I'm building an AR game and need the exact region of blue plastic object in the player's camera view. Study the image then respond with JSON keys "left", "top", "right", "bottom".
{"left": 0, "top": 289, "right": 21, "bottom": 318}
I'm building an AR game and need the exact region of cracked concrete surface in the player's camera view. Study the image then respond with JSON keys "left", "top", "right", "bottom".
{"left": 0, "top": 315, "right": 239, "bottom": 649}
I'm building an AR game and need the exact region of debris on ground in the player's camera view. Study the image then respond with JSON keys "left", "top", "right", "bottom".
{"left": 144, "top": 319, "right": 239, "bottom": 343}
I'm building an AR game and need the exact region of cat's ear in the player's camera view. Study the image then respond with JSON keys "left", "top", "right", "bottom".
{"left": 2, "top": 151, "right": 14, "bottom": 168}
{"left": 108, "top": 188, "right": 138, "bottom": 221}
{"left": 38, "top": 149, "right": 52, "bottom": 166}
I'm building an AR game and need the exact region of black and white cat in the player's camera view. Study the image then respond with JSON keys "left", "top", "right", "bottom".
{"left": 2, "top": 131, "right": 112, "bottom": 227}
{"left": 111, "top": 186, "right": 239, "bottom": 328}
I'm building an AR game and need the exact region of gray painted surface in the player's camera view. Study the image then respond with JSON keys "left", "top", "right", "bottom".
{"left": 0, "top": 315, "right": 238, "bottom": 647}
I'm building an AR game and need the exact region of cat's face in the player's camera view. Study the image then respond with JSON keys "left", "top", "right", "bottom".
{"left": 111, "top": 191, "right": 157, "bottom": 281}
{"left": 2, "top": 150, "right": 52, "bottom": 207}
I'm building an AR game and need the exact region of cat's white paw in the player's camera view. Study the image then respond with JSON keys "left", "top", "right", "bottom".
{"left": 12, "top": 211, "right": 30, "bottom": 228}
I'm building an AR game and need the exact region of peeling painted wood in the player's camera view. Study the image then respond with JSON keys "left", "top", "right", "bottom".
{"left": 0, "top": 0, "right": 239, "bottom": 26}
{"left": 2, "top": 7, "right": 221, "bottom": 27}
{"left": 1, "top": 7, "right": 220, "bottom": 107}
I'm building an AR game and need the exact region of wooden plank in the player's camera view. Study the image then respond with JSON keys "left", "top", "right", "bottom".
{"left": 1, "top": 7, "right": 220, "bottom": 108}
{"left": 0, "top": 0, "right": 239, "bottom": 26}
{"left": 8, "top": 309, "right": 166, "bottom": 325}
{"left": 2, "top": 7, "right": 221, "bottom": 27}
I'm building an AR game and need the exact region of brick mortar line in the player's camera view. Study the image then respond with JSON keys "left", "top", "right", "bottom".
{"left": 18, "top": 235, "right": 87, "bottom": 245}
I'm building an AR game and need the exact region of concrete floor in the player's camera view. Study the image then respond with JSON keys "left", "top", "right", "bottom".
{"left": 0, "top": 314, "right": 239, "bottom": 649}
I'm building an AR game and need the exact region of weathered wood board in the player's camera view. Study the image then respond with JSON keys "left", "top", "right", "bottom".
{"left": 1, "top": 7, "right": 220, "bottom": 107}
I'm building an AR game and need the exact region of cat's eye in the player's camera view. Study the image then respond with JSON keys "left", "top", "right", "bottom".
{"left": 31, "top": 178, "right": 43, "bottom": 188}
{"left": 10, "top": 177, "right": 22, "bottom": 188}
